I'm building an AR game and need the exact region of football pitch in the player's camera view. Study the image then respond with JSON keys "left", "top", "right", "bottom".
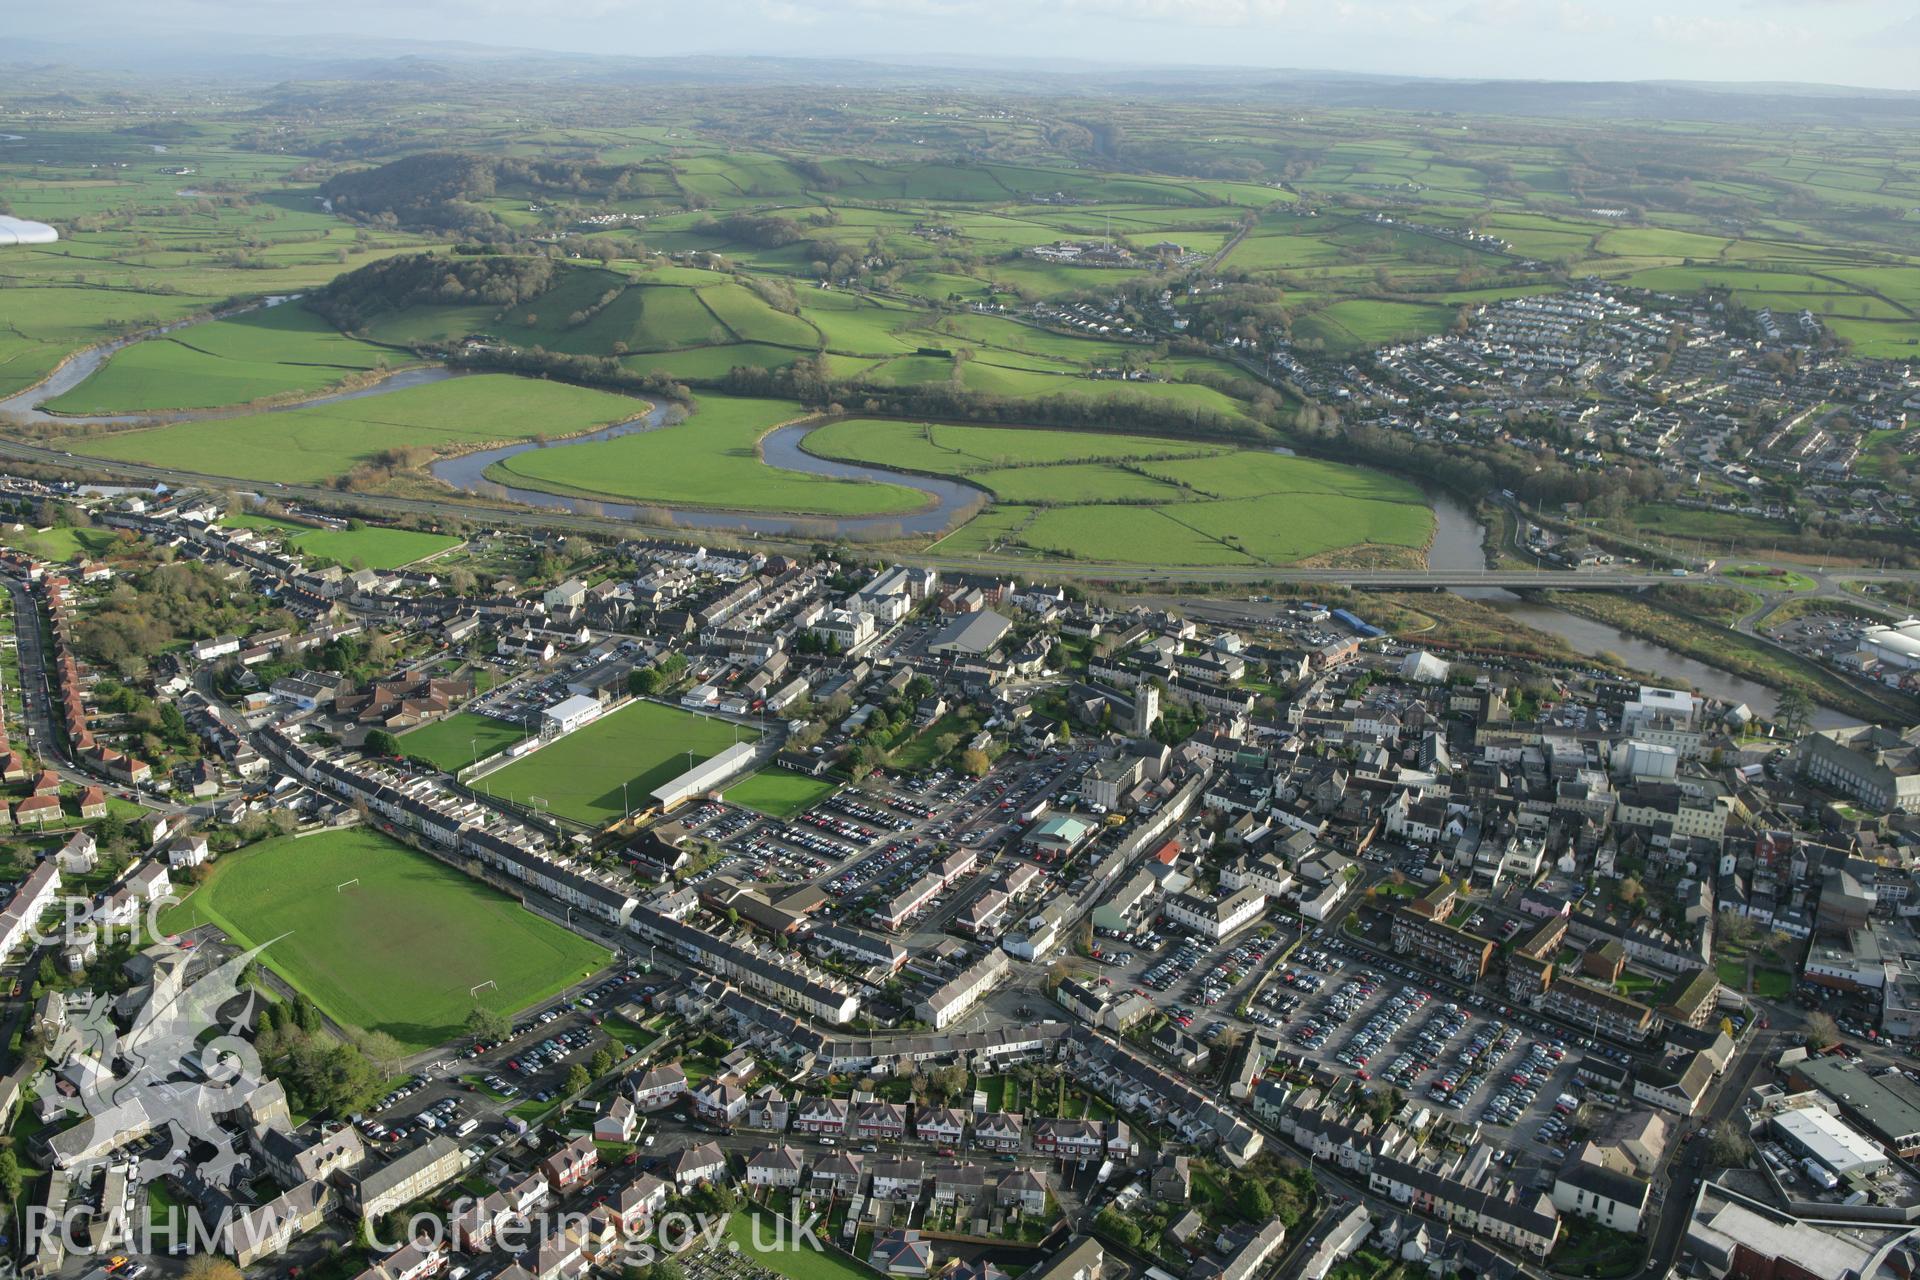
{"left": 398, "top": 711, "right": 528, "bottom": 772}
{"left": 159, "top": 827, "right": 610, "bottom": 1050}
{"left": 483, "top": 699, "right": 755, "bottom": 825}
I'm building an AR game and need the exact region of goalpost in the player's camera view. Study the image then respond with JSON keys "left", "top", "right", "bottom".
{"left": 471, "top": 979, "right": 497, "bottom": 998}
{"left": 336, "top": 877, "right": 360, "bottom": 892}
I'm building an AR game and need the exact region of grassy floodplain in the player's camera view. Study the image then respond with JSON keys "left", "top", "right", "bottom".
{"left": 43, "top": 305, "right": 405, "bottom": 415}
{"left": 484, "top": 394, "right": 927, "bottom": 516}
{"left": 157, "top": 827, "right": 610, "bottom": 1050}
{"left": 809, "top": 419, "right": 1434, "bottom": 566}
{"left": 483, "top": 700, "right": 755, "bottom": 826}
{"left": 74, "top": 374, "right": 649, "bottom": 485}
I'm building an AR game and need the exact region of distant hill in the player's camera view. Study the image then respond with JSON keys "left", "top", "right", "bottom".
{"left": 305, "top": 252, "right": 555, "bottom": 333}
{"left": 320, "top": 153, "right": 670, "bottom": 234}
{"left": 6, "top": 36, "right": 1920, "bottom": 125}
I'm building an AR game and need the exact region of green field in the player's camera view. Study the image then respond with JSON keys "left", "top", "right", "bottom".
{"left": 0, "top": 525, "right": 123, "bottom": 563}
{"left": 484, "top": 700, "right": 754, "bottom": 825}
{"left": 75, "top": 374, "right": 649, "bottom": 485}
{"left": 804, "top": 419, "right": 1229, "bottom": 473}
{"left": 812, "top": 419, "right": 1433, "bottom": 565}
{"left": 9, "top": 90, "right": 1920, "bottom": 583}
{"left": 158, "top": 827, "right": 610, "bottom": 1049}
{"left": 727, "top": 1209, "right": 883, "bottom": 1280}
{"left": 398, "top": 711, "right": 528, "bottom": 772}
{"left": 44, "top": 305, "right": 402, "bottom": 415}
{"left": 227, "top": 513, "right": 459, "bottom": 569}
{"left": 486, "top": 394, "right": 926, "bottom": 516}
{"left": 1291, "top": 300, "right": 1458, "bottom": 354}
{"left": 723, "top": 769, "right": 838, "bottom": 818}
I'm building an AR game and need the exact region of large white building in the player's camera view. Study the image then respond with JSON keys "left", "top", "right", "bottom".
{"left": 0, "top": 216, "right": 58, "bottom": 246}
{"left": 1772, "top": 1106, "right": 1890, "bottom": 1180}
{"left": 1860, "top": 620, "right": 1920, "bottom": 670}
{"left": 1165, "top": 886, "right": 1266, "bottom": 941}
{"left": 541, "top": 694, "right": 604, "bottom": 739}
{"left": 811, "top": 608, "right": 876, "bottom": 651}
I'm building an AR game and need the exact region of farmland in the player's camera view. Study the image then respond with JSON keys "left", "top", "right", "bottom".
{"left": 72, "top": 374, "right": 649, "bottom": 485}
{"left": 0, "top": 120, "right": 434, "bottom": 401}
{"left": 812, "top": 420, "right": 1433, "bottom": 566}
{"left": 483, "top": 700, "right": 754, "bottom": 826}
{"left": 43, "top": 305, "right": 405, "bottom": 415}
{"left": 157, "top": 827, "right": 610, "bottom": 1050}
{"left": 5, "top": 86, "right": 1920, "bottom": 574}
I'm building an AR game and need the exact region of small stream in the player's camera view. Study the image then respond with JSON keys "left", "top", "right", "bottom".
{"left": 1424, "top": 489, "right": 1851, "bottom": 726}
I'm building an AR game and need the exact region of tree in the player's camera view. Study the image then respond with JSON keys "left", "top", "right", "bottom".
{"left": 364, "top": 729, "right": 402, "bottom": 758}
{"left": 1804, "top": 1011, "right": 1840, "bottom": 1050}
{"left": 0, "top": 1149, "right": 22, "bottom": 1204}
{"left": 1094, "top": 1205, "right": 1141, "bottom": 1249}
{"left": 1775, "top": 687, "right": 1813, "bottom": 739}
{"left": 355, "top": 1030, "right": 408, "bottom": 1079}
{"left": 958, "top": 748, "right": 991, "bottom": 777}
{"left": 1234, "top": 1176, "right": 1273, "bottom": 1220}
{"left": 567, "top": 1063, "right": 591, "bottom": 1096}
{"left": 1618, "top": 877, "right": 1646, "bottom": 907}
{"left": 465, "top": 1006, "right": 511, "bottom": 1042}
{"left": 184, "top": 1259, "right": 244, "bottom": 1280}
{"left": 1717, "top": 909, "right": 1757, "bottom": 949}
{"left": 1706, "top": 1118, "right": 1754, "bottom": 1168}
{"left": 590, "top": 1049, "right": 614, "bottom": 1078}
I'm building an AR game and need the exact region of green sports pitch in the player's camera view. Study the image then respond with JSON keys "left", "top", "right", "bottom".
{"left": 398, "top": 711, "right": 529, "bottom": 772}
{"left": 158, "top": 827, "right": 610, "bottom": 1050}
{"left": 482, "top": 699, "right": 756, "bottom": 825}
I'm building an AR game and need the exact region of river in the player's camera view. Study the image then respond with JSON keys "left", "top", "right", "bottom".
{"left": 428, "top": 408, "right": 981, "bottom": 537}
{"left": 0, "top": 295, "right": 470, "bottom": 427}
{"left": 0, "top": 300, "right": 1871, "bottom": 726}
{"left": 1423, "top": 489, "right": 1851, "bottom": 726}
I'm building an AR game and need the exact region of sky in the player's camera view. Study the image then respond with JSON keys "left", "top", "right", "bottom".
{"left": 16, "top": 0, "right": 1920, "bottom": 91}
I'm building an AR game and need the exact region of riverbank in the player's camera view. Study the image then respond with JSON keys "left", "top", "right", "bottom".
{"left": 1537, "top": 590, "right": 1899, "bottom": 726}
{"left": 476, "top": 413, "right": 936, "bottom": 520}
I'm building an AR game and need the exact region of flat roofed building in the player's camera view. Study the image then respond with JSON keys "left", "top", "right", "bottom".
{"left": 1789, "top": 1056, "right": 1920, "bottom": 1157}
{"left": 1772, "top": 1106, "right": 1890, "bottom": 1179}
{"left": 928, "top": 610, "right": 1012, "bottom": 658}
{"left": 541, "top": 694, "right": 603, "bottom": 738}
